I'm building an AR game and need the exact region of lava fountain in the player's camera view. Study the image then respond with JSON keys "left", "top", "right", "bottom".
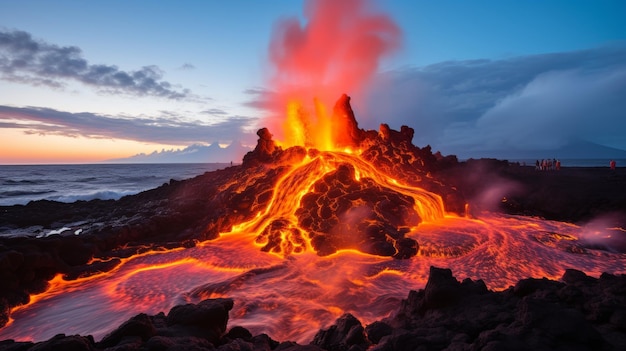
{"left": 1, "top": 0, "right": 625, "bottom": 345}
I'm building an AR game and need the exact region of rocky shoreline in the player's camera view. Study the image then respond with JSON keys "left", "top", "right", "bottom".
{"left": 1, "top": 267, "right": 624, "bottom": 351}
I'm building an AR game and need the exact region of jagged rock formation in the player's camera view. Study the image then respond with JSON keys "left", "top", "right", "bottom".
{"left": 1, "top": 267, "right": 624, "bottom": 350}
{"left": 331, "top": 94, "right": 372, "bottom": 148}
{"left": 321, "top": 267, "right": 626, "bottom": 351}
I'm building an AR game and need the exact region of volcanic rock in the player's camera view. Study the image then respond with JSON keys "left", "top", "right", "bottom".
{"left": 311, "top": 313, "right": 368, "bottom": 351}
{"left": 360, "top": 124, "right": 466, "bottom": 215}
{"left": 0, "top": 301, "right": 8, "bottom": 330}
{"left": 436, "top": 158, "right": 626, "bottom": 229}
{"left": 165, "top": 298, "right": 234, "bottom": 343}
{"left": 1, "top": 268, "right": 625, "bottom": 350}
{"left": 363, "top": 321, "right": 393, "bottom": 344}
{"left": 295, "top": 163, "right": 420, "bottom": 258}
{"left": 243, "top": 127, "right": 280, "bottom": 164}
{"left": 370, "top": 267, "right": 624, "bottom": 350}
{"left": 330, "top": 94, "right": 372, "bottom": 148}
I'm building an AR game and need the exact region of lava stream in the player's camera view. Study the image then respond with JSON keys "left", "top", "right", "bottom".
{"left": 1, "top": 212, "right": 624, "bottom": 343}
{"left": 225, "top": 150, "right": 445, "bottom": 257}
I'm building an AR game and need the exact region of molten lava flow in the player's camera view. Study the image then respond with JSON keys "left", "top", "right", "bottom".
{"left": 1, "top": 213, "right": 624, "bottom": 344}
{"left": 224, "top": 146, "right": 445, "bottom": 259}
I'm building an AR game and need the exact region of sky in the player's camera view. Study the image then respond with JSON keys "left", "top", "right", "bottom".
{"left": 1, "top": 0, "right": 625, "bottom": 163}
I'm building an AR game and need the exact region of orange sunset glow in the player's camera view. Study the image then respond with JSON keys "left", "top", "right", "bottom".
{"left": 0, "top": 129, "right": 184, "bottom": 164}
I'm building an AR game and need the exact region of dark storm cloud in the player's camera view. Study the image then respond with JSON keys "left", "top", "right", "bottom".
{"left": 0, "top": 29, "right": 191, "bottom": 99}
{"left": 0, "top": 105, "right": 256, "bottom": 144}
{"left": 359, "top": 44, "right": 626, "bottom": 155}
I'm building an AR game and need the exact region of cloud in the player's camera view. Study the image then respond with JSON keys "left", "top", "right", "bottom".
{"left": 0, "top": 105, "right": 257, "bottom": 145}
{"left": 179, "top": 63, "right": 196, "bottom": 70}
{"left": 201, "top": 108, "right": 228, "bottom": 116}
{"left": 358, "top": 44, "right": 626, "bottom": 156}
{"left": 474, "top": 68, "right": 626, "bottom": 151}
{"left": 0, "top": 29, "right": 192, "bottom": 99}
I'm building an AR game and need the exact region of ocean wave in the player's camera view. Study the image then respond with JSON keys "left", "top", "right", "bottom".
{"left": 77, "top": 177, "right": 100, "bottom": 182}
{"left": 2, "top": 179, "right": 52, "bottom": 185}
{"left": 120, "top": 175, "right": 160, "bottom": 182}
{"left": 0, "top": 190, "right": 56, "bottom": 198}
{"left": 47, "top": 190, "right": 139, "bottom": 203}
{"left": 0, "top": 164, "right": 218, "bottom": 206}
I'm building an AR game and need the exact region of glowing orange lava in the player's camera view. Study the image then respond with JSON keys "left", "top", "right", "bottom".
{"left": 1, "top": 212, "right": 624, "bottom": 343}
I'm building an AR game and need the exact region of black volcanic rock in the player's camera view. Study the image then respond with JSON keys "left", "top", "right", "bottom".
{"left": 0, "top": 298, "right": 288, "bottom": 351}
{"left": 311, "top": 313, "right": 368, "bottom": 351}
{"left": 364, "top": 321, "right": 393, "bottom": 344}
{"left": 243, "top": 127, "right": 280, "bottom": 165}
{"left": 98, "top": 313, "right": 156, "bottom": 348}
{"left": 370, "top": 267, "right": 624, "bottom": 351}
{"left": 165, "top": 298, "right": 234, "bottom": 344}
{"left": 1, "top": 269, "right": 625, "bottom": 350}
{"left": 435, "top": 159, "right": 626, "bottom": 228}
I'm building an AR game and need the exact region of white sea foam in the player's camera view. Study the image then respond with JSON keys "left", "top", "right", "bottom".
{"left": 37, "top": 227, "right": 72, "bottom": 238}
{"left": 47, "top": 190, "right": 138, "bottom": 203}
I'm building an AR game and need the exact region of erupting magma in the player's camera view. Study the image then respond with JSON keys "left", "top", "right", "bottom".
{"left": 1, "top": 0, "right": 625, "bottom": 345}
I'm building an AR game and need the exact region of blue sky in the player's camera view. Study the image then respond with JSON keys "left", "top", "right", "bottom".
{"left": 1, "top": 0, "right": 625, "bottom": 163}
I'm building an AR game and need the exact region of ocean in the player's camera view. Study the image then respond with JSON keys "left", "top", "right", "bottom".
{"left": 0, "top": 163, "right": 230, "bottom": 206}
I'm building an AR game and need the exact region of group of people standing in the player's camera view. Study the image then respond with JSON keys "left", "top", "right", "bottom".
{"left": 534, "top": 159, "right": 618, "bottom": 170}
{"left": 535, "top": 158, "right": 561, "bottom": 171}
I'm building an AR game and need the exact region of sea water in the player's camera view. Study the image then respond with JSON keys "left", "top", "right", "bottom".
{"left": 0, "top": 163, "right": 230, "bottom": 206}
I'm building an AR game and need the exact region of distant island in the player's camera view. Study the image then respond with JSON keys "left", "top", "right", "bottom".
{"left": 106, "top": 142, "right": 252, "bottom": 164}
{"left": 456, "top": 138, "right": 626, "bottom": 161}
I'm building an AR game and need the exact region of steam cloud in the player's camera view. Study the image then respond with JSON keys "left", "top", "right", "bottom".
{"left": 360, "top": 45, "right": 626, "bottom": 155}
{"left": 260, "top": 0, "right": 401, "bottom": 140}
